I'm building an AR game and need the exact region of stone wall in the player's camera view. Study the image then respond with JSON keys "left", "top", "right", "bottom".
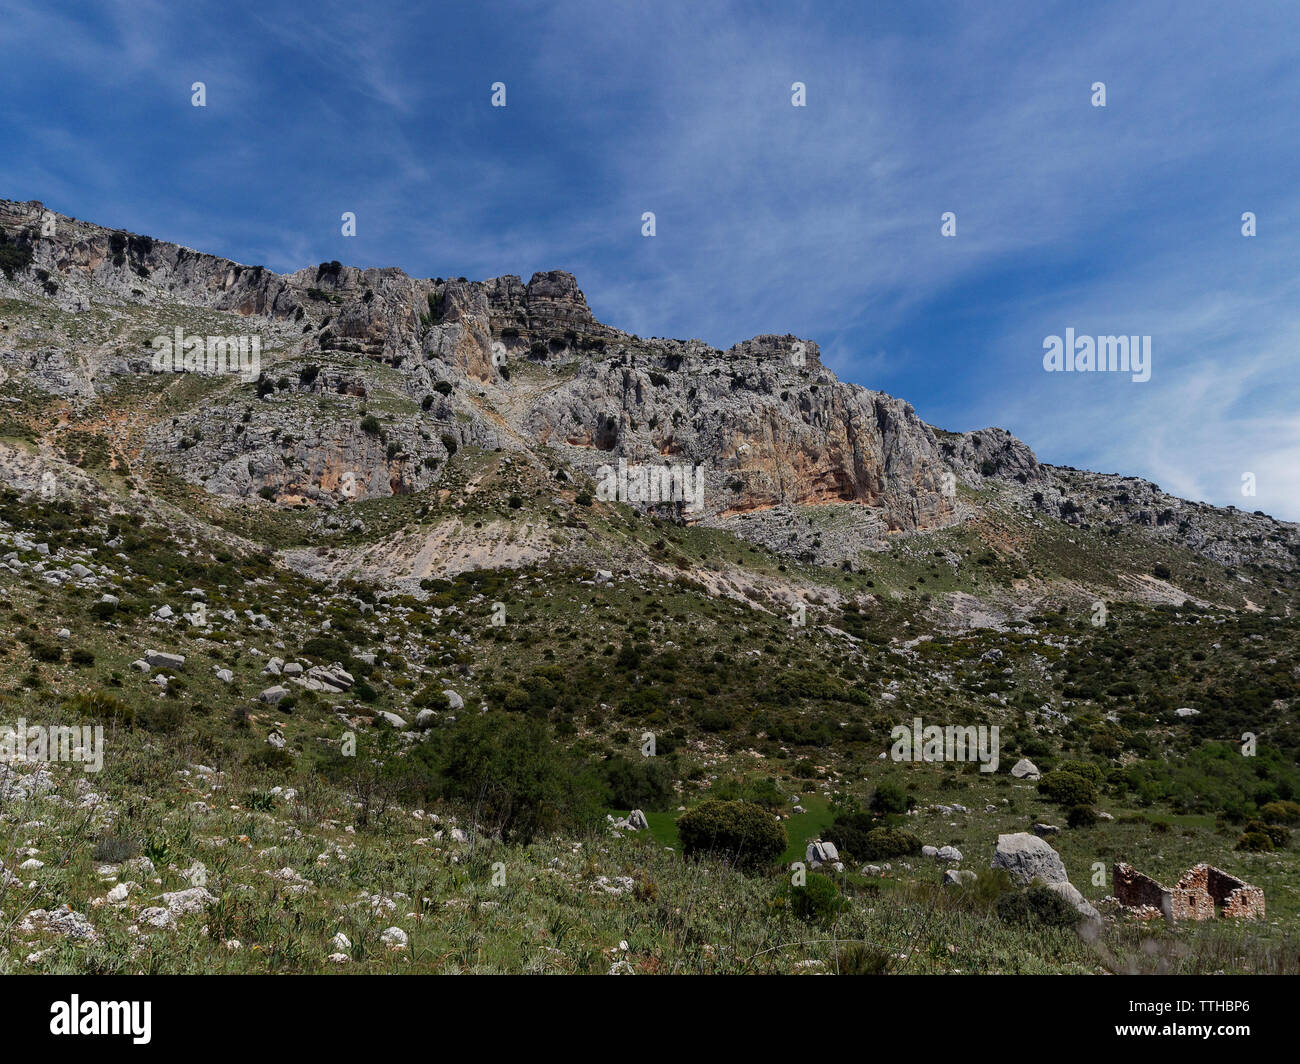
{"left": 1113, "top": 862, "right": 1264, "bottom": 921}
{"left": 1113, "top": 862, "right": 1170, "bottom": 920}
{"left": 1202, "top": 865, "right": 1267, "bottom": 920}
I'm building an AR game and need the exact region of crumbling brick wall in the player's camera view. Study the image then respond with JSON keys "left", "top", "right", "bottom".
{"left": 1114, "top": 861, "right": 1264, "bottom": 921}
{"left": 1113, "top": 862, "right": 1170, "bottom": 919}
{"left": 1204, "top": 865, "right": 1266, "bottom": 919}
{"left": 1170, "top": 865, "right": 1217, "bottom": 920}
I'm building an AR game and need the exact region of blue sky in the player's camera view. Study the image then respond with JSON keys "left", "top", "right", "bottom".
{"left": 3, "top": 0, "right": 1299, "bottom": 519}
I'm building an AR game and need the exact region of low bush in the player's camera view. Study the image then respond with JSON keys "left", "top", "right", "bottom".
{"left": 677, "top": 799, "right": 786, "bottom": 872}
{"left": 996, "top": 884, "right": 1079, "bottom": 929}
{"left": 1038, "top": 771, "right": 1098, "bottom": 807}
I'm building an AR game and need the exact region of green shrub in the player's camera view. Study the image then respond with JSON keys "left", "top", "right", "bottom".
{"left": 245, "top": 789, "right": 277, "bottom": 811}
{"left": 677, "top": 799, "right": 786, "bottom": 872}
{"left": 601, "top": 754, "right": 675, "bottom": 810}
{"left": 301, "top": 635, "right": 352, "bottom": 663}
{"left": 782, "top": 872, "right": 847, "bottom": 927}
{"left": 1038, "top": 771, "right": 1098, "bottom": 807}
{"left": 67, "top": 690, "right": 135, "bottom": 727}
{"left": 1066, "top": 804, "right": 1098, "bottom": 828}
{"left": 1235, "top": 830, "right": 1274, "bottom": 852}
{"left": 857, "top": 826, "right": 922, "bottom": 860}
{"left": 412, "top": 685, "right": 452, "bottom": 711}
{"left": 0, "top": 232, "right": 33, "bottom": 280}
{"left": 1241, "top": 819, "right": 1289, "bottom": 847}
{"left": 825, "top": 810, "right": 876, "bottom": 859}
{"left": 1259, "top": 800, "right": 1300, "bottom": 824}
{"left": 92, "top": 833, "right": 141, "bottom": 864}
{"left": 869, "top": 781, "right": 909, "bottom": 815}
{"left": 424, "top": 713, "right": 605, "bottom": 844}
{"left": 1057, "top": 759, "right": 1104, "bottom": 784}
{"left": 996, "top": 884, "right": 1078, "bottom": 928}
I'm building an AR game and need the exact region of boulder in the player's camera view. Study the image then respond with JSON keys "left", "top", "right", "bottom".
{"left": 991, "top": 832, "right": 1067, "bottom": 885}
{"left": 160, "top": 886, "right": 216, "bottom": 914}
{"left": 1010, "top": 758, "right": 1040, "bottom": 780}
{"left": 943, "top": 869, "right": 977, "bottom": 887}
{"left": 138, "top": 907, "right": 176, "bottom": 930}
{"left": 627, "top": 809, "right": 648, "bottom": 831}
{"left": 805, "top": 840, "right": 839, "bottom": 867}
{"left": 144, "top": 649, "right": 185, "bottom": 670}
{"left": 258, "top": 685, "right": 289, "bottom": 704}
{"left": 1045, "top": 880, "right": 1102, "bottom": 923}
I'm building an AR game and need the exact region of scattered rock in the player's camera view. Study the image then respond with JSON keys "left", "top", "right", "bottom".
{"left": 144, "top": 649, "right": 185, "bottom": 670}
{"left": 1010, "top": 758, "right": 1040, "bottom": 780}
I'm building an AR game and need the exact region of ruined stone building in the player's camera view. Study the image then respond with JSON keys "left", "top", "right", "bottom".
{"left": 1112, "top": 862, "right": 1265, "bottom": 920}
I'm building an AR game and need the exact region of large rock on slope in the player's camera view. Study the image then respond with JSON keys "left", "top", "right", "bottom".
{"left": 991, "top": 832, "right": 1068, "bottom": 885}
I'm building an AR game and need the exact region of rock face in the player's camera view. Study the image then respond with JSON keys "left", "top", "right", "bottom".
{"left": 0, "top": 201, "right": 963, "bottom": 562}
{"left": 944, "top": 426, "right": 1050, "bottom": 488}
{"left": 991, "top": 832, "right": 1068, "bottom": 885}
{"left": 520, "top": 333, "right": 960, "bottom": 554}
{"left": 5, "top": 199, "right": 1296, "bottom": 575}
